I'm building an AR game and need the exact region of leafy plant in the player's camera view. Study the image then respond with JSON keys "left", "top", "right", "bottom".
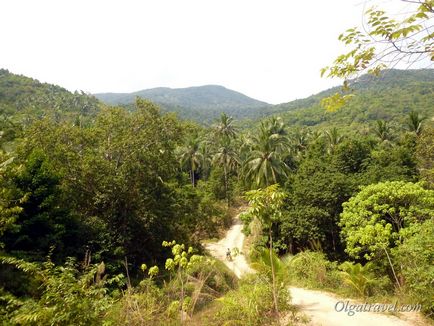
{"left": 338, "top": 261, "right": 374, "bottom": 298}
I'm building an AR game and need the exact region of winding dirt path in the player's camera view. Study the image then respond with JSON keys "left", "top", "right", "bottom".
{"left": 204, "top": 213, "right": 254, "bottom": 278}
{"left": 205, "top": 212, "right": 426, "bottom": 326}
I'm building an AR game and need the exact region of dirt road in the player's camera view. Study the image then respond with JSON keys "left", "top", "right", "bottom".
{"left": 205, "top": 212, "right": 425, "bottom": 326}
{"left": 204, "top": 213, "right": 254, "bottom": 278}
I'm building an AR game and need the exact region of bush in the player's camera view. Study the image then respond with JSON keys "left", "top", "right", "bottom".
{"left": 392, "top": 219, "right": 434, "bottom": 316}
{"left": 213, "top": 274, "right": 291, "bottom": 326}
{"left": 0, "top": 257, "right": 119, "bottom": 326}
{"left": 104, "top": 279, "right": 170, "bottom": 326}
{"left": 285, "top": 251, "right": 340, "bottom": 289}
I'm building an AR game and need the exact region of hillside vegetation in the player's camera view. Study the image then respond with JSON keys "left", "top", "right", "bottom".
{"left": 95, "top": 85, "right": 270, "bottom": 123}
{"left": 0, "top": 68, "right": 433, "bottom": 325}
{"left": 268, "top": 69, "right": 434, "bottom": 130}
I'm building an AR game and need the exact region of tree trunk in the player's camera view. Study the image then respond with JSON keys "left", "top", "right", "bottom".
{"left": 224, "top": 164, "right": 228, "bottom": 205}
{"left": 269, "top": 226, "right": 280, "bottom": 320}
{"left": 384, "top": 247, "right": 401, "bottom": 289}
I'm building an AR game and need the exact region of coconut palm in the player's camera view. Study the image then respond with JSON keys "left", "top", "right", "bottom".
{"left": 324, "top": 127, "right": 344, "bottom": 154}
{"left": 178, "top": 135, "right": 203, "bottom": 186}
{"left": 212, "top": 138, "right": 240, "bottom": 199}
{"left": 245, "top": 120, "right": 290, "bottom": 188}
{"left": 213, "top": 113, "right": 237, "bottom": 139}
{"left": 374, "top": 120, "right": 393, "bottom": 142}
{"left": 406, "top": 111, "right": 426, "bottom": 136}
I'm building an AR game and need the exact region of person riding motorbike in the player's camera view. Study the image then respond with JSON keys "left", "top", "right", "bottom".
{"left": 226, "top": 248, "right": 232, "bottom": 261}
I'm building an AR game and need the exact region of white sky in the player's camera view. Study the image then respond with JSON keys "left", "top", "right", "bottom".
{"left": 0, "top": 0, "right": 412, "bottom": 104}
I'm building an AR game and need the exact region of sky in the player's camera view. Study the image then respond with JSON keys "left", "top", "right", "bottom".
{"left": 0, "top": 0, "right": 415, "bottom": 104}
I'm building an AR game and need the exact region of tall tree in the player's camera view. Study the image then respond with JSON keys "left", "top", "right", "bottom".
{"left": 374, "top": 120, "right": 393, "bottom": 142}
{"left": 246, "top": 184, "right": 286, "bottom": 319}
{"left": 212, "top": 139, "right": 239, "bottom": 201}
{"left": 179, "top": 135, "right": 203, "bottom": 186}
{"left": 245, "top": 120, "right": 290, "bottom": 188}
{"left": 406, "top": 111, "right": 426, "bottom": 136}
{"left": 213, "top": 113, "right": 237, "bottom": 140}
{"left": 324, "top": 127, "right": 344, "bottom": 154}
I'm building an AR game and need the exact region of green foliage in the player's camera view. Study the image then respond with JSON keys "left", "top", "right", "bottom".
{"left": 340, "top": 181, "right": 434, "bottom": 260}
{"left": 272, "top": 69, "right": 434, "bottom": 131}
{"left": 0, "top": 69, "right": 100, "bottom": 144}
{"left": 213, "top": 274, "right": 291, "bottom": 326}
{"left": 416, "top": 126, "right": 434, "bottom": 186}
{"left": 392, "top": 219, "right": 434, "bottom": 315}
{"left": 250, "top": 247, "right": 289, "bottom": 286}
{"left": 1, "top": 150, "right": 82, "bottom": 261}
{"left": 95, "top": 85, "right": 271, "bottom": 124}
{"left": 338, "top": 262, "right": 374, "bottom": 298}
{"left": 245, "top": 184, "right": 286, "bottom": 227}
{"left": 286, "top": 251, "right": 340, "bottom": 289}
{"left": 244, "top": 118, "right": 290, "bottom": 188}
{"left": 0, "top": 256, "right": 119, "bottom": 325}
{"left": 321, "top": 1, "right": 433, "bottom": 110}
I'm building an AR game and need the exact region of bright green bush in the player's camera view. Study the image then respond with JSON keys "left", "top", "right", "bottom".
{"left": 213, "top": 274, "right": 291, "bottom": 326}
{"left": 0, "top": 257, "right": 120, "bottom": 326}
{"left": 286, "top": 251, "right": 340, "bottom": 289}
{"left": 392, "top": 219, "right": 434, "bottom": 316}
{"left": 338, "top": 261, "right": 375, "bottom": 298}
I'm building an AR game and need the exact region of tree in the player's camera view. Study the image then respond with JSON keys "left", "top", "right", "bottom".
{"left": 245, "top": 184, "right": 286, "bottom": 319}
{"left": 213, "top": 113, "right": 237, "bottom": 140}
{"left": 339, "top": 181, "right": 434, "bottom": 286}
{"left": 406, "top": 110, "right": 426, "bottom": 135}
{"left": 373, "top": 120, "right": 393, "bottom": 142}
{"left": 2, "top": 150, "right": 82, "bottom": 261}
{"left": 245, "top": 120, "right": 290, "bottom": 188}
{"left": 416, "top": 126, "right": 434, "bottom": 186}
{"left": 179, "top": 134, "right": 203, "bottom": 186}
{"left": 321, "top": 0, "right": 433, "bottom": 111}
{"left": 16, "top": 99, "right": 198, "bottom": 272}
{"left": 324, "top": 127, "right": 344, "bottom": 154}
{"left": 212, "top": 138, "right": 239, "bottom": 201}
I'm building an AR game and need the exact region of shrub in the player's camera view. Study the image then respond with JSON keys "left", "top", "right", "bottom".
{"left": 338, "top": 261, "right": 375, "bottom": 298}
{"left": 213, "top": 274, "right": 291, "bottom": 326}
{"left": 0, "top": 256, "right": 119, "bottom": 326}
{"left": 392, "top": 219, "right": 434, "bottom": 316}
{"left": 286, "top": 251, "right": 340, "bottom": 289}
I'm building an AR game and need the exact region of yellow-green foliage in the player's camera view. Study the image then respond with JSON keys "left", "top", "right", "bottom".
{"left": 338, "top": 262, "right": 374, "bottom": 298}
{"left": 0, "top": 257, "right": 119, "bottom": 326}
{"left": 286, "top": 251, "right": 340, "bottom": 289}
{"left": 213, "top": 274, "right": 291, "bottom": 326}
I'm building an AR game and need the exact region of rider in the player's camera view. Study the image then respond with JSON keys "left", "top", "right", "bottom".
{"left": 226, "top": 248, "right": 232, "bottom": 260}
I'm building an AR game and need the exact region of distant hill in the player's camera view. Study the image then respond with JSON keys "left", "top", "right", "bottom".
{"left": 0, "top": 68, "right": 100, "bottom": 120}
{"left": 1, "top": 68, "right": 433, "bottom": 133}
{"left": 94, "top": 85, "right": 270, "bottom": 123}
{"left": 0, "top": 69, "right": 101, "bottom": 149}
{"left": 264, "top": 69, "right": 434, "bottom": 131}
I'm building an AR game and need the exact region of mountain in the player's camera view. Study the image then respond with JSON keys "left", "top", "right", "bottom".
{"left": 94, "top": 85, "right": 270, "bottom": 123}
{"left": 0, "top": 68, "right": 100, "bottom": 120}
{"left": 265, "top": 69, "right": 434, "bottom": 131}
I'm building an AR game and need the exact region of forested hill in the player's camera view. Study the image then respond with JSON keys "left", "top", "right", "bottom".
{"left": 95, "top": 85, "right": 271, "bottom": 123}
{"left": 0, "top": 69, "right": 100, "bottom": 120}
{"left": 268, "top": 69, "right": 434, "bottom": 130}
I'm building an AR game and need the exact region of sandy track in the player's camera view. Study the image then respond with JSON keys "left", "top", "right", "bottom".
{"left": 204, "top": 213, "right": 254, "bottom": 278}
{"left": 205, "top": 212, "right": 425, "bottom": 326}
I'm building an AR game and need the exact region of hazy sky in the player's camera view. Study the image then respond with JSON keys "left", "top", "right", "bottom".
{"left": 1, "top": 0, "right": 411, "bottom": 104}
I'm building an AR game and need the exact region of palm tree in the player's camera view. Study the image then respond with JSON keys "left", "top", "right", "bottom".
{"left": 212, "top": 139, "right": 239, "bottom": 199}
{"left": 178, "top": 135, "right": 203, "bottom": 186}
{"left": 290, "top": 129, "right": 310, "bottom": 159}
{"left": 374, "top": 120, "right": 392, "bottom": 142}
{"left": 213, "top": 113, "right": 237, "bottom": 139}
{"left": 245, "top": 120, "right": 290, "bottom": 188}
{"left": 407, "top": 111, "right": 426, "bottom": 136}
{"left": 324, "top": 127, "right": 344, "bottom": 154}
